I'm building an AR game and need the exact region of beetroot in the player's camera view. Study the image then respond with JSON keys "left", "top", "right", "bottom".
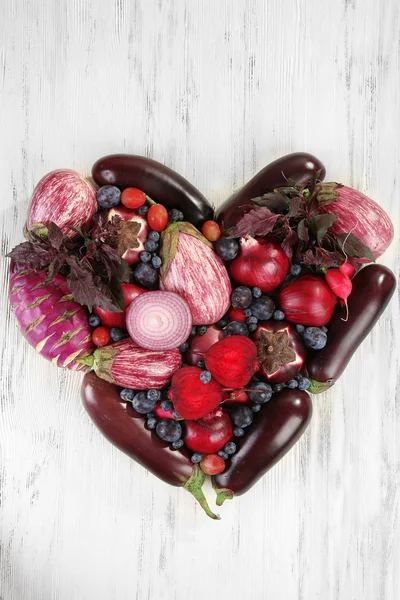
{"left": 205, "top": 337, "right": 259, "bottom": 388}
{"left": 9, "top": 269, "right": 94, "bottom": 370}
{"left": 184, "top": 408, "right": 233, "bottom": 454}
{"left": 279, "top": 275, "right": 337, "bottom": 327}
{"left": 168, "top": 366, "right": 223, "bottom": 420}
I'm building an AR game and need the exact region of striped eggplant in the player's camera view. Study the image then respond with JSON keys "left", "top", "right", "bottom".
{"left": 78, "top": 338, "right": 182, "bottom": 389}
{"left": 159, "top": 222, "right": 232, "bottom": 325}
{"left": 26, "top": 169, "right": 97, "bottom": 237}
{"left": 9, "top": 269, "right": 94, "bottom": 370}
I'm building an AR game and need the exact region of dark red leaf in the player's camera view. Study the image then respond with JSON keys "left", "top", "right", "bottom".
{"left": 229, "top": 207, "right": 281, "bottom": 238}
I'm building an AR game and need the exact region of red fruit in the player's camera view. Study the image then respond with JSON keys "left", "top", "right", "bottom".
{"left": 184, "top": 325, "right": 224, "bottom": 365}
{"left": 92, "top": 327, "right": 111, "bottom": 347}
{"left": 184, "top": 408, "right": 233, "bottom": 453}
{"left": 121, "top": 187, "right": 146, "bottom": 209}
{"left": 148, "top": 204, "right": 169, "bottom": 232}
{"left": 108, "top": 206, "right": 149, "bottom": 265}
{"left": 228, "top": 307, "right": 247, "bottom": 323}
{"left": 168, "top": 366, "right": 223, "bottom": 420}
{"left": 339, "top": 262, "right": 355, "bottom": 278}
{"left": 200, "top": 454, "right": 226, "bottom": 475}
{"left": 205, "top": 336, "right": 259, "bottom": 388}
{"left": 93, "top": 283, "right": 145, "bottom": 328}
{"left": 251, "top": 320, "right": 306, "bottom": 384}
{"left": 279, "top": 275, "right": 337, "bottom": 327}
{"left": 201, "top": 220, "right": 221, "bottom": 242}
{"left": 229, "top": 236, "right": 289, "bottom": 292}
{"left": 223, "top": 390, "right": 249, "bottom": 405}
{"left": 154, "top": 402, "right": 178, "bottom": 421}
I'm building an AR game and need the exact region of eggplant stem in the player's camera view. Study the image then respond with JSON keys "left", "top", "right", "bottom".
{"left": 212, "top": 478, "right": 234, "bottom": 506}
{"left": 184, "top": 465, "right": 221, "bottom": 520}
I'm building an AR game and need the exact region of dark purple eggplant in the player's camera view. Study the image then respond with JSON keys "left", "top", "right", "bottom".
{"left": 216, "top": 152, "right": 326, "bottom": 229}
{"left": 306, "top": 264, "right": 396, "bottom": 393}
{"left": 212, "top": 389, "right": 312, "bottom": 504}
{"left": 92, "top": 154, "right": 214, "bottom": 227}
{"left": 81, "top": 372, "right": 219, "bottom": 519}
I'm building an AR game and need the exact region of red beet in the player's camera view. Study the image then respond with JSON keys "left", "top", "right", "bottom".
{"left": 279, "top": 275, "right": 337, "bottom": 327}
{"left": 229, "top": 236, "right": 289, "bottom": 293}
{"left": 183, "top": 408, "right": 233, "bottom": 453}
{"left": 184, "top": 325, "right": 224, "bottom": 365}
{"left": 205, "top": 336, "right": 259, "bottom": 388}
{"left": 168, "top": 366, "right": 223, "bottom": 420}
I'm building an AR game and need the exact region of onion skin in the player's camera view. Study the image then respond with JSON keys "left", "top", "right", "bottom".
{"left": 279, "top": 275, "right": 337, "bottom": 327}
{"left": 212, "top": 389, "right": 313, "bottom": 502}
{"left": 306, "top": 264, "right": 396, "bottom": 393}
{"left": 318, "top": 184, "right": 394, "bottom": 259}
{"left": 217, "top": 152, "right": 326, "bottom": 229}
{"left": 26, "top": 169, "right": 97, "bottom": 237}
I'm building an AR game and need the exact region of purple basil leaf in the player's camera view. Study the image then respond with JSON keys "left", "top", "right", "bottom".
{"left": 251, "top": 192, "right": 289, "bottom": 213}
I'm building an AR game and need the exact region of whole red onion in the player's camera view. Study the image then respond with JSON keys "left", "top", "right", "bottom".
{"left": 183, "top": 408, "right": 233, "bottom": 454}
{"left": 229, "top": 236, "right": 289, "bottom": 292}
{"left": 27, "top": 169, "right": 97, "bottom": 237}
{"left": 279, "top": 275, "right": 337, "bottom": 327}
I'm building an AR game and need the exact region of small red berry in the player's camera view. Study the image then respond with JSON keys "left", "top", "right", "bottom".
{"left": 202, "top": 220, "right": 221, "bottom": 242}
{"left": 92, "top": 326, "right": 111, "bottom": 347}
{"left": 121, "top": 187, "right": 147, "bottom": 209}
{"left": 200, "top": 454, "right": 226, "bottom": 475}
{"left": 147, "top": 204, "right": 169, "bottom": 232}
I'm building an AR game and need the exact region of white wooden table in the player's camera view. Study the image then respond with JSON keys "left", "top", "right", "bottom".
{"left": 1, "top": 1, "right": 399, "bottom": 599}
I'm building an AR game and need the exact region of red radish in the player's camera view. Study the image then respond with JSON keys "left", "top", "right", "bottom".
{"left": 228, "top": 307, "right": 247, "bottom": 323}
{"left": 325, "top": 269, "right": 352, "bottom": 320}
{"left": 108, "top": 206, "right": 149, "bottom": 265}
{"left": 78, "top": 338, "right": 182, "bottom": 389}
{"left": 251, "top": 321, "right": 306, "bottom": 384}
{"left": 222, "top": 390, "right": 249, "bottom": 405}
{"left": 126, "top": 291, "right": 192, "bottom": 351}
{"left": 26, "top": 169, "right": 97, "bottom": 237}
{"left": 229, "top": 236, "right": 289, "bottom": 292}
{"left": 160, "top": 222, "right": 232, "bottom": 325}
{"left": 93, "top": 282, "right": 145, "bottom": 328}
{"left": 339, "top": 262, "right": 355, "bottom": 278}
{"left": 318, "top": 184, "right": 394, "bottom": 259}
{"left": 200, "top": 454, "right": 226, "bottom": 475}
{"left": 279, "top": 275, "right": 337, "bottom": 327}
{"left": 9, "top": 269, "right": 94, "bottom": 370}
{"left": 92, "top": 327, "right": 111, "bottom": 347}
{"left": 168, "top": 366, "right": 223, "bottom": 420}
{"left": 183, "top": 408, "right": 233, "bottom": 453}
{"left": 205, "top": 336, "right": 259, "bottom": 388}
{"left": 184, "top": 325, "right": 224, "bottom": 366}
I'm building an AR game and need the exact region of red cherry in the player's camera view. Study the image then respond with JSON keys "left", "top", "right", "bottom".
{"left": 92, "top": 326, "right": 111, "bottom": 347}
{"left": 121, "top": 187, "right": 147, "bottom": 209}
{"left": 200, "top": 454, "right": 226, "bottom": 475}
{"left": 147, "top": 204, "right": 168, "bottom": 232}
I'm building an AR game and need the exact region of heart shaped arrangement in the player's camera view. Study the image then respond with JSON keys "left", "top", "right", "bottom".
{"left": 7, "top": 153, "right": 396, "bottom": 519}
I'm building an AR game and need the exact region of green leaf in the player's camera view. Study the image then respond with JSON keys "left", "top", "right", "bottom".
{"left": 337, "top": 233, "right": 375, "bottom": 262}
{"left": 309, "top": 214, "right": 338, "bottom": 241}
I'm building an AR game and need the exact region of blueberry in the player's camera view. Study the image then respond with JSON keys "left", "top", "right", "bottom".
{"left": 196, "top": 360, "right": 206, "bottom": 369}
{"left": 272, "top": 383, "right": 284, "bottom": 393}
{"left": 97, "top": 185, "right": 121, "bottom": 208}
{"left": 120, "top": 388, "right": 134, "bottom": 402}
{"left": 252, "top": 287, "right": 262, "bottom": 298}
{"left": 247, "top": 381, "right": 273, "bottom": 404}
{"left": 217, "top": 451, "right": 229, "bottom": 460}
{"left": 248, "top": 323, "right": 258, "bottom": 332}
{"left": 88, "top": 314, "right": 101, "bottom": 327}
{"left": 191, "top": 326, "right": 197, "bottom": 336}
{"left": 178, "top": 342, "right": 189, "bottom": 353}
{"left": 156, "top": 419, "right": 182, "bottom": 442}
{"left": 286, "top": 379, "right": 298, "bottom": 389}
{"left": 243, "top": 308, "right": 253, "bottom": 317}
{"left": 191, "top": 453, "right": 203, "bottom": 463}
{"left": 290, "top": 264, "right": 302, "bottom": 277}
{"left": 246, "top": 316, "right": 258, "bottom": 325}
{"left": 231, "top": 405, "right": 253, "bottom": 428}
{"left": 140, "top": 251, "right": 152, "bottom": 263}
{"left": 216, "top": 316, "right": 230, "bottom": 329}
{"left": 296, "top": 324, "right": 305, "bottom": 334}
{"left": 224, "top": 442, "right": 237, "bottom": 455}
{"left": 250, "top": 295, "right": 275, "bottom": 320}
{"left": 251, "top": 404, "right": 261, "bottom": 412}
{"left": 110, "top": 327, "right": 126, "bottom": 342}
{"left": 137, "top": 204, "right": 149, "bottom": 215}
{"left": 148, "top": 231, "right": 160, "bottom": 242}
{"left": 160, "top": 399, "right": 173, "bottom": 411}
{"left": 133, "top": 262, "right": 158, "bottom": 287}
{"left": 197, "top": 326, "right": 207, "bottom": 336}
{"left": 224, "top": 321, "right": 249, "bottom": 338}
{"left": 200, "top": 370, "right": 212, "bottom": 384}
{"left": 172, "top": 439, "right": 184, "bottom": 449}
{"left": 172, "top": 411, "right": 182, "bottom": 420}
{"left": 151, "top": 256, "right": 162, "bottom": 269}
{"left": 233, "top": 427, "right": 245, "bottom": 437}
{"left": 145, "top": 239, "right": 158, "bottom": 252}
{"left": 132, "top": 391, "right": 157, "bottom": 414}
{"left": 169, "top": 208, "right": 184, "bottom": 222}
{"left": 146, "top": 417, "right": 157, "bottom": 429}
{"left": 231, "top": 286, "right": 253, "bottom": 309}
{"left": 298, "top": 377, "right": 311, "bottom": 391}
{"left": 214, "top": 237, "right": 239, "bottom": 261}
{"left": 273, "top": 310, "right": 285, "bottom": 321}
{"left": 303, "top": 327, "right": 328, "bottom": 350}
{"left": 147, "top": 389, "right": 161, "bottom": 402}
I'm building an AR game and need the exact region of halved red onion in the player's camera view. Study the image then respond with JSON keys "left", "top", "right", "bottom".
{"left": 126, "top": 291, "right": 192, "bottom": 351}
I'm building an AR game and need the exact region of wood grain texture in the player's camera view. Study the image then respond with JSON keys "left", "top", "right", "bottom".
{"left": 0, "top": 0, "right": 399, "bottom": 599}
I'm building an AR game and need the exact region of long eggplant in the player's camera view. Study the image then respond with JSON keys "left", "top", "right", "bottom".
{"left": 306, "top": 264, "right": 396, "bottom": 393}
{"left": 81, "top": 372, "right": 219, "bottom": 519}
{"left": 216, "top": 152, "right": 326, "bottom": 229}
{"left": 92, "top": 154, "right": 214, "bottom": 227}
{"left": 212, "top": 389, "right": 312, "bottom": 505}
